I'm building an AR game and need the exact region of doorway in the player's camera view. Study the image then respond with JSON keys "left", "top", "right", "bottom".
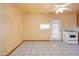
{"left": 51, "top": 17, "right": 61, "bottom": 40}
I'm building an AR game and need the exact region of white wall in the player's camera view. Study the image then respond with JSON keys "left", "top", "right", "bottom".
{"left": 0, "top": 4, "right": 4, "bottom": 55}
{"left": 0, "top": 4, "right": 24, "bottom": 55}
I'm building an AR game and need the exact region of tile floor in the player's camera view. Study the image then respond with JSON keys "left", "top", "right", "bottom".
{"left": 10, "top": 41, "right": 79, "bottom": 56}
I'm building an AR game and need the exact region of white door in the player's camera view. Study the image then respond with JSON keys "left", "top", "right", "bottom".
{"left": 51, "top": 19, "right": 61, "bottom": 40}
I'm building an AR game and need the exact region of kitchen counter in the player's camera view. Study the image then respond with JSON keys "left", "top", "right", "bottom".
{"left": 63, "top": 27, "right": 79, "bottom": 32}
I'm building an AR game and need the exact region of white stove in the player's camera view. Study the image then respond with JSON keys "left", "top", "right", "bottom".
{"left": 63, "top": 28, "right": 79, "bottom": 44}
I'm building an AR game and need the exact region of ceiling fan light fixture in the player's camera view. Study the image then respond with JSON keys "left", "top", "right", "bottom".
{"left": 56, "top": 10, "right": 59, "bottom": 14}
{"left": 59, "top": 8, "right": 63, "bottom": 13}
{"left": 56, "top": 8, "right": 64, "bottom": 14}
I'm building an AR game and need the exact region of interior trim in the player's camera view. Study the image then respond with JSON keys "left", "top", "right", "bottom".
{"left": 6, "top": 40, "right": 25, "bottom": 56}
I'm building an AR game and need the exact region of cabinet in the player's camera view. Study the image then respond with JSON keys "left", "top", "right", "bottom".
{"left": 77, "top": 14, "right": 79, "bottom": 43}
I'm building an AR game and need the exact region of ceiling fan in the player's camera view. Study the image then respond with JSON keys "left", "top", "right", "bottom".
{"left": 49, "top": 3, "right": 72, "bottom": 14}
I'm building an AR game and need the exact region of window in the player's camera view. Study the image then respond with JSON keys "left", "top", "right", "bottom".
{"left": 40, "top": 24, "right": 50, "bottom": 30}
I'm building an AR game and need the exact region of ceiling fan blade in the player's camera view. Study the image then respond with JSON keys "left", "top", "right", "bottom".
{"left": 49, "top": 8, "right": 58, "bottom": 12}
{"left": 55, "top": 4, "right": 59, "bottom": 7}
{"left": 62, "top": 8, "right": 72, "bottom": 10}
{"left": 62, "top": 3, "right": 71, "bottom": 7}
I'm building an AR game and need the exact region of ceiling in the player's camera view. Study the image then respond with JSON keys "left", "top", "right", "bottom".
{"left": 16, "top": 3, "right": 79, "bottom": 14}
